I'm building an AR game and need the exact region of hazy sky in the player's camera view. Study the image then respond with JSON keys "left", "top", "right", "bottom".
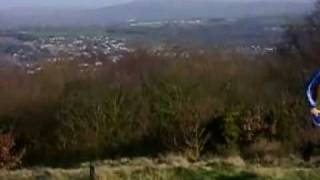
{"left": 0, "top": 0, "right": 133, "bottom": 9}
{"left": 0, "top": 0, "right": 314, "bottom": 9}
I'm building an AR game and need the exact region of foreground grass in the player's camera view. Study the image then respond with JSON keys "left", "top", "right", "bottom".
{"left": 119, "top": 168, "right": 320, "bottom": 180}
{"left": 117, "top": 168, "right": 263, "bottom": 180}
{"left": 1, "top": 157, "right": 320, "bottom": 180}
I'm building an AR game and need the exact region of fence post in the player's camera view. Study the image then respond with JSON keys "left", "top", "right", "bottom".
{"left": 90, "top": 161, "right": 96, "bottom": 180}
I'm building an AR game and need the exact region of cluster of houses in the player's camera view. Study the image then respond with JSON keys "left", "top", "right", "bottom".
{"left": 150, "top": 45, "right": 191, "bottom": 59}
{"left": 13, "top": 35, "right": 134, "bottom": 75}
{"left": 233, "top": 45, "right": 277, "bottom": 55}
{"left": 129, "top": 18, "right": 205, "bottom": 28}
{"left": 12, "top": 34, "right": 133, "bottom": 61}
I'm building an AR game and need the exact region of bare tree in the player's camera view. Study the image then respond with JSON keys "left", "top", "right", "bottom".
{"left": 284, "top": 0, "right": 320, "bottom": 65}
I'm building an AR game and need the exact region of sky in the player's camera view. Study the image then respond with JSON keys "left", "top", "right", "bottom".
{"left": 0, "top": 0, "right": 133, "bottom": 9}
{"left": 0, "top": 0, "right": 315, "bottom": 9}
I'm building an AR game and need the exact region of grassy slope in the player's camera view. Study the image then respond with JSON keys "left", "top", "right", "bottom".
{"left": 1, "top": 157, "right": 320, "bottom": 180}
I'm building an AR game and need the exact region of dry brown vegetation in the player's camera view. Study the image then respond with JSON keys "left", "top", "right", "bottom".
{"left": 0, "top": 49, "right": 317, "bottom": 168}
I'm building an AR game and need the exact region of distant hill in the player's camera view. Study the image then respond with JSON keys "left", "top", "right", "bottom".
{"left": 0, "top": 0, "right": 314, "bottom": 27}
{"left": 94, "top": 0, "right": 313, "bottom": 22}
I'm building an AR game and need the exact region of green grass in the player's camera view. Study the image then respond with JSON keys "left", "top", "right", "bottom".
{"left": 111, "top": 167, "right": 320, "bottom": 180}
{"left": 125, "top": 168, "right": 263, "bottom": 180}
{"left": 2, "top": 165, "right": 320, "bottom": 180}
{"left": 117, "top": 168, "right": 320, "bottom": 180}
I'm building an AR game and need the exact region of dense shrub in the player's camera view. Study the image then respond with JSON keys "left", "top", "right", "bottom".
{"left": 0, "top": 51, "right": 313, "bottom": 166}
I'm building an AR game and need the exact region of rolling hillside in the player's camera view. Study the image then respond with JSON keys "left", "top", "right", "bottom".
{"left": 0, "top": 0, "right": 313, "bottom": 27}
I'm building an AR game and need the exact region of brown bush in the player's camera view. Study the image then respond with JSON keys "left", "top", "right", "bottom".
{"left": 0, "top": 50, "right": 312, "bottom": 166}
{"left": 0, "top": 133, "right": 24, "bottom": 169}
